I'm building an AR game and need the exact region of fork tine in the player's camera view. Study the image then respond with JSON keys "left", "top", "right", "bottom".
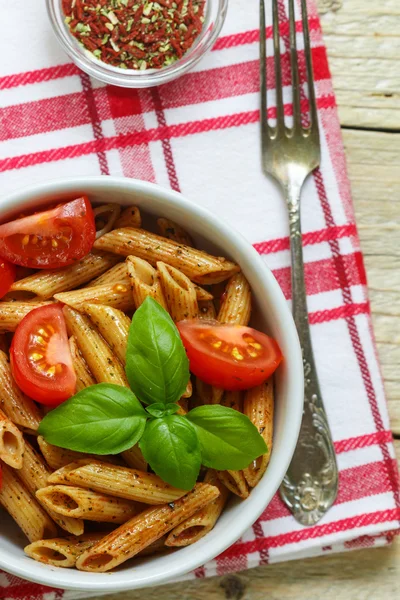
{"left": 259, "top": 0, "right": 268, "bottom": 147}
{"left": 288, "top": 0, "right": 301, "bottom": 130}
{"left": 272, "top": 0, "right": 284, "bottom": 130}
{"left": 301, "top": 0, "right": 319, "bottom": 132}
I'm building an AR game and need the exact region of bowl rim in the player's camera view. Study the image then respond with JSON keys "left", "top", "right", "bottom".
{"left": 0, "top": 176, "right": 303, "bottom": 591}
{"left": 45, "top": 0, "right": 229, "bottom": 88}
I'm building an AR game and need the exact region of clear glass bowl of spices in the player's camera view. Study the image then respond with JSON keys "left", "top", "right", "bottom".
{"left": 47, "top": 0, "right": 228, "bottom": 88}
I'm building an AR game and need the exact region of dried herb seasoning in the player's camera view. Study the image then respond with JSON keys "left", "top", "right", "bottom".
{"left": 62, "top": 0, "right": 206, "bottom": 70}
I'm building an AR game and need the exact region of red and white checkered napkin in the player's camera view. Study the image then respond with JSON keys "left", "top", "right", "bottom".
{"left": 1, "top": 0, "right": 399, "bottom": 597}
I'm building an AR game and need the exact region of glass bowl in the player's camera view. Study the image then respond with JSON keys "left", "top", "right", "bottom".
{"left": 46, "top": 0, "right": 228, "bottom": 88}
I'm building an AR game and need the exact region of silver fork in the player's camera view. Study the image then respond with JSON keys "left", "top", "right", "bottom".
{"left": 260, "top": 0, "right": 338, "bottom": 526}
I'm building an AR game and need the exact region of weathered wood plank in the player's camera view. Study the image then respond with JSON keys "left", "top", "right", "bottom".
{"left": 320, "top": 0, "right": 400, "bottom": 129}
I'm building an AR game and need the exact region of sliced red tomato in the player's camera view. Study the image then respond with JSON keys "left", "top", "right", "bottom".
{"left": 0, "top": 197, "right": 96, "bottom": 269}
{"left": 0, "top": 259, "right": 16, "bottom": 299}
{"left": 177, "top": 320, "right": 283, "bottom": 391}
{"left": 10, "top": 304, "right": 76, "bottom": 406}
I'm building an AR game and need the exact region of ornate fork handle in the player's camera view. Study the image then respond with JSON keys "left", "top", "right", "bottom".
{"left": 280, "top": 184, "right": 339, "bottom": 526}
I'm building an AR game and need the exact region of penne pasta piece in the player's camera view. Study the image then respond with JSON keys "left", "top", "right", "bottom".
{"left": 86, "top": 262, "right": 128, "bottom": 288}
{"left": 177, "top": 398, "right": 188, "bottom": 416}
{"left": 137, "top": 535, "right": 167, "bottom": 558}
{"left": 55, "top": 282, "right": 135, "bottom": 313}
{"left": 0, "top": 301, "right": 53, "bottom": 333}
{"left": 18, "top": 440, "right": 84, "bottom": 536}
{"left": 48, "top": 460, "right": 187, "bottom": 505}
{"left": 198, "top": 300, "right": 216, "bottom": 320}
{"left": 37, "top": 436, "right": 120, "bottom": 471}
{"left": 94, "top": 204, "right": 121, "bottom": 238}
{"left": 216, "top": 470, "right": 249, "bottom": 499}
{"left": 63, "top": 307, "right": 129, "bottom": 386}
{"left": 0, "top": 464, "right": 58, "bottom": 543}
{"left": 83, "top": 304, "right": 131, "bottom": 365}
{"left": 194, "top": 379, "right": 223, "bottom": 406}
{"left": 76, "top": 483, "right": 220, "bottom": 572}
{"left": 24, "top": 533, "right": 104, "bottom": 568}
{"left": 36, "top": 485, "right": 139, "bottom": 523}
{"left": 165, "top": 470, "right": 230, "bottom": 547}
{"left": 0, "top": 350, "right": 42, "bottom": 431}
{"left": 243, "top": 380, "right": 274, "bottom": 488}
{"left": 93, "top": 228, "right": 240, "bottom": 285}
{"left": 217, "top": 273, "right": 251, "bottom": 326}
{"left": 220, "top": 390, "right": 243, "bottom": 412}
{"left": 126, "top": 256, "right": 167, "bottom": 309}
{"left": 197, "top": 274, "right": 253, "bottom": 406}
{"left": 86, "top": 262, "right": 212, "bottom": 302}
{"left": 10, "top": 252, "right": 119, "bottom": 299}
{"left": 157, "top": 262, "right": 198, "bottom": 321}
{"left": 0, "top": 408, "right": 25, "bottom": 468}
{"left": 157, "top": 218, "right": 194, "bottom": 247}
{"left": 69, "top": 336, "right": 96, "bottom": 392}
{"left": 114, "top": 206, "right": 141, "bottom": 229}
{"left": 121, "top": 445, "right": 147, "bottom": 471}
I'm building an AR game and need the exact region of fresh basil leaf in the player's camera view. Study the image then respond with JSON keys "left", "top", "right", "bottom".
{"left": 139, "top": 415, "right": 201, "bottom": 490}
{"left": 38, "top": 384, "right": 147, "bottom": 455}
{"left": 145, "top": 403, "right": 179, "bottom": 418}
{"left": 186, "top": 405, "right": 268, "bottom": 471}
{"left": 126, "top": 297, "right": 189, "bottom": 406}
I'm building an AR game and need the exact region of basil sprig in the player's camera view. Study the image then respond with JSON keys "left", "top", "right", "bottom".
{"left": 39, "top": 298, "right": 267, "bottom": 489}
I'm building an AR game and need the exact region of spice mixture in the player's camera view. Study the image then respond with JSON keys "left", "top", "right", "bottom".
{"left": 62, "top": 0, "right": 206, "bottom": 70}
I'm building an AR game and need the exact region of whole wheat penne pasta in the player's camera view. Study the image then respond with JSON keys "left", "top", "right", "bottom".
{"left": 94, "top": 203, "right": 121, "bottom": 238}
{"left": 216, "top": 470, "right": 249, "bottom": 499}
{"left": 10, "top": 252, "right": 119, "bottom": 299}
{"left": 48, "top": 460, "right": 187, "bottom": 505}
{"left": 122, "top": 445, "right": 147, "bottom": 471}
{"left": 37, "top": 436, "right": 120, "bottom": 471}
{"left": 0, "top": 408, "right": 24, "bottom": 468}
{"left": 126, "top": 256, "right": 167, "bottom": 309}
{"left": 93, "top": 228, "right": 240, "bottom": 285}
{"left": 76, "top": 483, "right": 220, "bottom": 572}
{"left": 157, "top": 262, "right": 198, "bottom": 321}
{"left": 18, "top": 440, "right": 84, "bottom": 536}
{"left": 217, "top": 272, "right": 251, "bottom": 326}
{"left": 198, "top": 300, "right": 216, "bottom": 320}
{"left": 0, "top": 350, "right": 42, "bottom": 431}
{"left": 0, "top": 301, "right": 52, "bottom": 333}
{"left": 55, "top": 282, "right": 134, "bottom": 313}
{"left": 216, "top": 392, "right": 248, "bottom": 498}
{"left": 63, "top": 307, "right": 129, "bottom": 386}
{"left": 87, "top": 262, "right": 211, "bottom": 301}
{"left": 0, "top": 464, "right": 58, "bottom": 542}
{"left": 243, "top": 380, "right": 274, "bottom": 488}
{"left": 37, "top": 485, "right": 139, "bottom": 523}
{"left": 86, "top": 262, "right": 128, "bottom": 288}
{"left": 220, "top": 390, "right": 243, "bottom": 412}
{"left": 0, "top": 334, "right": 8, "bottom": 354}
{"left": 165, "top": 470, "right": 230, "bottom": 547}
{"left": 114, "top": 206, "right": 141, "bottom": 229}
{"left": 69, "top": 336, "right": 96, "bottom": 392}
{"left": 24, "top": 533, "right": 104, "bottom": 568}
{"left": 83, "top": 304, "right": 131, "bottom": 365}
{"left": 157, "top": 218, "right": 194, "bottom": 247}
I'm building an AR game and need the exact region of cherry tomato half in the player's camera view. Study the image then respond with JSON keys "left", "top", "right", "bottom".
{"left": 0, "top": 259, "right": 16, "bottom": 299}
{"left": 0, "top": 197, "right": 96, "bottom": 269}
{"left": 177, "top": 320, "right": 283, "bottom": 391}
{"left": 10, "top": 304, "right": 76, "bottom": 406}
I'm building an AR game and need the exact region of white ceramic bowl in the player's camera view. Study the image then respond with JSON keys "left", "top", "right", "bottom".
{"left": 0, "top": 177, "right": 303, "bottom": 592}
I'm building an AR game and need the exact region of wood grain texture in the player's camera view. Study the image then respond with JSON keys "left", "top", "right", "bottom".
{"left": 88, "top": 0, "right": 400, "bottom": 598}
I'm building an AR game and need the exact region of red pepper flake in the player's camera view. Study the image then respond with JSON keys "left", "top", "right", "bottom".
{"left": 63, "top": 0, "right": 206, "bottom": 70}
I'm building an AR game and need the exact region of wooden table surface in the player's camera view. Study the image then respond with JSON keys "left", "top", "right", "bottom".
{"left": 90, "top": 1, "right": 400, "bottom": 598}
